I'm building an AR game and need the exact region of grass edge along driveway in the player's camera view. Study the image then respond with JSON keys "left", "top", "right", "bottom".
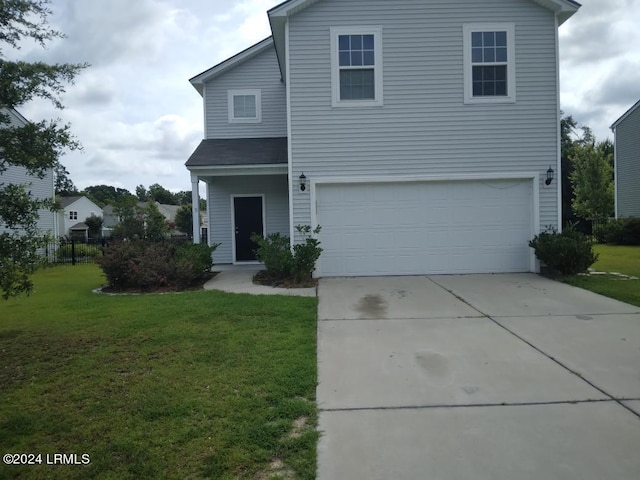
{"left": 565, "top": 244, "right": 640, "bottom": 307}
{"left": 0, "top": 265, "right": 318, "bottom": 480}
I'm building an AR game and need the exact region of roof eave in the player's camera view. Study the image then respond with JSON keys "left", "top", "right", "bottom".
{"left": 610, "top": 99, "right": 640, "bottom": 131}
{"left": 189, "top": 37, "right": 274, "bottom": 96}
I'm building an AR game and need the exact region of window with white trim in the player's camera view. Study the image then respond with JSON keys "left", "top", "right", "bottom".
{"left": 228, "top": 89, "right": 262, "bottom": 123}
{"left": 69, "top": 211, "right": 78, "bottom": 220}
{"left": 330, "top": 26, "right": 383, "bottom": 107}
{"left": 463, "top": 24, "right": 515, "bottom": 104}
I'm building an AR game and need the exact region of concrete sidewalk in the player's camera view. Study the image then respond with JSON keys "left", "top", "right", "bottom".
{"left": 317, "top": 274, "right": 640, "bottom": 479}
{"left": 203, "top": 266, "right": 316, "bottom": 297}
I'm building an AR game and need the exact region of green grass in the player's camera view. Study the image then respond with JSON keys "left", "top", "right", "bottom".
{"left": 0, "top": 265, "right": 318, "bottom": 480}
{"left": 565, "top": 244, "right": 640, "bottom": 307}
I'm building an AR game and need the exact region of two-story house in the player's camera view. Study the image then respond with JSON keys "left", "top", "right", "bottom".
{"left": 610, "top": 99, "right": 640, "bottom": 218}
{"left": 186, "top": 0, "right": 580, "bottom": 276}
{"left": 57, "top": 196, "right": 103, "bottom": 240}
{"left": 0, "top": 108, "right": 58, "bottom": 241}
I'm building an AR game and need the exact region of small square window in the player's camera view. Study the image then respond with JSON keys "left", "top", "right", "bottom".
{"left": 228, "top": 89, "right": 262, "bottom": 123}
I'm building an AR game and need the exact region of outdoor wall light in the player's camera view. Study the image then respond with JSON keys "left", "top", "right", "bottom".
{"left": 299, "top": 172, "right": 307, "bottom": 192}
{"left": 545, "top": 167, "right": 554, "bottom": 186}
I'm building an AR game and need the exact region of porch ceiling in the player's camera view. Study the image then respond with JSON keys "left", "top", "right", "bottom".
{"left": 185, "top": 137, "right": 287, "bottom": 168}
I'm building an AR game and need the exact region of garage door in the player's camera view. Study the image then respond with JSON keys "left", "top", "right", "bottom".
{"left": 316, "top": 179, "right": 533, "bottom": 276}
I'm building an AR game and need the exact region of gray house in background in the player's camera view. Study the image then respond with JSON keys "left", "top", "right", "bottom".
{"left": 611, "top": 99, "right": 640, "bottom": 218}
{"left": 0, "top": 108, "right": 57, "bottom": 240}
{"left": 186, "top": 0, "right": 580, "bottom": 276}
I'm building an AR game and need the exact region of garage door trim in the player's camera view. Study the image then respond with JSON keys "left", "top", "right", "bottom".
{"left": 310, "top": 173, "right": 540, "bottom": 276}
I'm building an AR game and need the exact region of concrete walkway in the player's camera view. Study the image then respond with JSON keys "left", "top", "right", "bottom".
{"left": 317, "top": 274, "right": 640, "bottom": 479}
{"left": 203, "top": 265, "right": 316, "bottom": 297}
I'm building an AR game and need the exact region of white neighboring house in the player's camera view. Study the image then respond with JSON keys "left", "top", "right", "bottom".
{"left": 57, "top": 196, "right": 103, "bottom": 240}
{"left": 186, "top": 0, "right": 581, "bottom": 277}
{"left": 0, "top": 108, "right": 58, "bottom": 241}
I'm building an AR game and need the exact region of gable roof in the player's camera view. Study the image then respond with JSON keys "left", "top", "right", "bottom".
{"left": 189, "top": 37, "right": 274, "bottom": 95}
{"left": 611, "top": 98, "right": 640, "bottom": 131}
{"left": 267, "top": 0, "right": 581, "bottom": 78}
{"left": 185, "top": 137, "right": 288, "bottom": 168}
{"left": 58, "top": 196, "right": 85, "bottom": 208}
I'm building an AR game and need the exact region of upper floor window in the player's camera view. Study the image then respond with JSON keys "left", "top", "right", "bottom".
{"left": 69, "top": 211, "right": 78, "bottom": 220}
{"left": 228, "top": 89, "right": 262, "bottom": 123}
{"left": 330, "top": 26, "right": 383, "bottom": 107}
{"left": 463, "top": 24, "right": 515, "bottom": 104}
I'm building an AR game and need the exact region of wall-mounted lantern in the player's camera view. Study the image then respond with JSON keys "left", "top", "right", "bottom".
{"left": 299, "top": 172, "right": 307, "bottom": 192}
{"left": 545, "top": 167, "right": 554, "bottom": 186}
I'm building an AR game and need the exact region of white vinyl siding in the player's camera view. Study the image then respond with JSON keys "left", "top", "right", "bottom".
{"left": 204, "top": 46, "right": 286, "bottom": 139}
{"left": 207, "top": 175, "right": 290, "bottom": 264}
{"left": 0, "top": 108, "right": 56, "bottom": 239}
{"left": 614, "top": 104, "right": 640, "bottom": 218}
{"left": 287, "top": 0, "right": 559, "bottom": 242}
{"left": 228, "top": 89, "right": 262, "bottom": 123}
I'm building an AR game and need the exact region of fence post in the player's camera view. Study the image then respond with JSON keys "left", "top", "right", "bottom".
{"left": 71, "top": 239, "right": 76, "bottom": 266}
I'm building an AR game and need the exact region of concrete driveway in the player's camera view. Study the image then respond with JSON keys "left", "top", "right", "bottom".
{"left": 317, "top": 274, "right": 640, "bottom": 479}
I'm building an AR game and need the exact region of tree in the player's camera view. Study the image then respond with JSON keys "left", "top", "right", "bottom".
{"left": 144, "top": 202, "right": 168, "bottom": 241}
{"left": 570, "top": 143, "right": 614, "bottom": 222}
{"left": 175, "top": 204, "right": 194, "bottom": 237}
{"left": 135, "top": 184, "right": 148, "bottom": 202}
{"left": 83, "top": 184, "right": 131, "bottom": 207}
{"left": 112, "top": 195, "right": 144, "bottom": 239}
{"left": 84, "top": 214, "right": 103, "bottom": 239}
{"left": 148, "top": 183, "right": 177, "bottom": 205}
{"left": 0, "top": 0, "right": 86, "bottom": 298}
{"left": 54, "top": 162, "right": 77, "bottom": 195}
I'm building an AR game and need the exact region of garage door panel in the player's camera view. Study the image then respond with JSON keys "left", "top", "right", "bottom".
{"left": 317, "top": 180, "right": 533, "bottom": 276}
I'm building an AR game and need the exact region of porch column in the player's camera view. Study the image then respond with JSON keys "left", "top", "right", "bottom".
{"left": 191, "top": 174, "right": 201, "bottom": 244}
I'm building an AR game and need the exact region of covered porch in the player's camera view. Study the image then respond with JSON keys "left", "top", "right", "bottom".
{"left": 186, "top": 137, "right": 290, "bottom": 265}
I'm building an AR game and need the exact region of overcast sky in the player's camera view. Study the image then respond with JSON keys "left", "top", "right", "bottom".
{"left": 12, "top": 0, "right": 640, "bottom": 194}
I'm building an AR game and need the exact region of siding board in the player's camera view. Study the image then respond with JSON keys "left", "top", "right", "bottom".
{"left": 615, "top": 104, "right": 640, "bottom": 217}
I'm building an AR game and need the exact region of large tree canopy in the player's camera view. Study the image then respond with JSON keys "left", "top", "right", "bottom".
{"left": 0, "top": 0, "right": 86, "bottom": 298}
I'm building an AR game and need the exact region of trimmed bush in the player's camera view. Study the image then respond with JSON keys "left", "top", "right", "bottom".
{"left": 251, "top": 225, "right": 322, "bottom": 285}
{"left": 604, "top": 217, "right": 640, "bottom": 245}
{"left": 529, "top": 225, "right": 597, "bottom": 276}
{"left": 97, "top": 240, "right": 217, "bottom": 291}
{"left": 251, "top": 232, "right": 293, "bottom": 280}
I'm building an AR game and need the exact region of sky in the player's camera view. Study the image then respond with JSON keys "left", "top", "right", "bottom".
{"left": 10, "top": 0, "right": 640, "bottom": 194}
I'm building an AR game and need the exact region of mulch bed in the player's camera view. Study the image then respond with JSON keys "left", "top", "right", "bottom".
{"left": 99, "top": 272, "right": 217, "bottom": 294}
{"left": 253, "top": 270, "right": 318, "bottom": 289}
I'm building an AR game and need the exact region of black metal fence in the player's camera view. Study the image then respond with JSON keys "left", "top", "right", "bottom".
{"left": 44, "top": 239, "right": 105, "bottom": 265}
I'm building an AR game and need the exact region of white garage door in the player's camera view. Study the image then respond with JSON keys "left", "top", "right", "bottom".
{"left": 316, "top": 179, "right": 533, "bottom": 276}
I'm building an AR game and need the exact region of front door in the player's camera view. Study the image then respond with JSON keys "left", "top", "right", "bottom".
{"left": 233, "top": 196, "right": 264, "bottom": 262}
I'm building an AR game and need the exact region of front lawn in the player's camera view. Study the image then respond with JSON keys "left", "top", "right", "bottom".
{"left": 0, "top": 265, "right": 318, "bottom": 480}
{"left": 565, "top": 245, "right": 640, "bottom": 307}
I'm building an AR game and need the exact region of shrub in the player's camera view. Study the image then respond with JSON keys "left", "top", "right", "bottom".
{"left": 292, "top": 225, "right": 323, "bottom": 283}
{"left": 251, "top": 232, "right": 293, "bottom": 279}
{"left": 529, "top": 225, "right": 598, "bottom": 276}
{"left": 251, "top": 226, "right": 323, "bottom": 284}
{"left": 97, "top": 240, "right": 217, "bottom": 291}
{"left": 604, "top": 217, "right": 640, "bottom": 245}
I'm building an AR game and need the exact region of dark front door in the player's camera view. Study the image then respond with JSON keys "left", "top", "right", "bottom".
{"left": 233, "top": 196, "right": 263, "bottom": 261}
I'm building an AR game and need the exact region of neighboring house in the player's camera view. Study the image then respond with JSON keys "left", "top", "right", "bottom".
{"left": 57, "top": 196, "right": 103, "bottom": 240}
{"left": 610, "top": 98, "right": 640, "bottom": 218}
{"left": 103, "top": 201, "right": 200, "bottom": 237}
{"left": 186, "top": 0, "right": 580, "bottom": 276}
{"left": 0, "top": 108, "right": 57, "bottom": 240}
